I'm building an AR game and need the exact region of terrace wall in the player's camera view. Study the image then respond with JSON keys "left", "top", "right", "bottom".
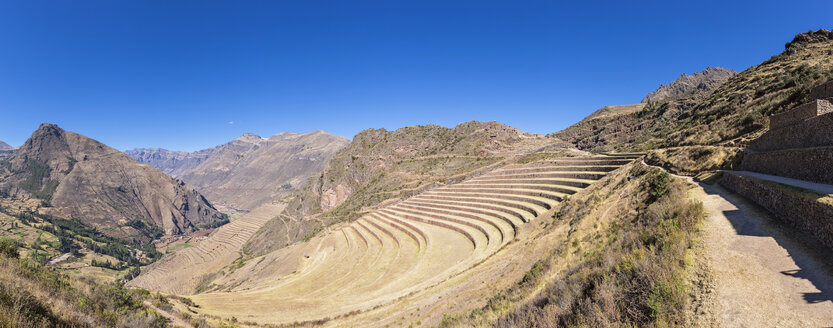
{"left": 741, "top": 146, "right": 833, "bottom": 185}
{"left": 721, "top": 173, "right": 833, "bottom": 249}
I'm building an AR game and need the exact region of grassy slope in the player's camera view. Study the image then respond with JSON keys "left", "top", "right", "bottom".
{"left": 243, "top": 121, "right": 536, "bottom": 256}
{"left": 555, "top": 30, "right": 833, "bottom": 152}
{"left": 0, "top": 241, "right": 167, "bottom": 328}
{"left": 441, "top": 163, "right": 705, "bottom": 327}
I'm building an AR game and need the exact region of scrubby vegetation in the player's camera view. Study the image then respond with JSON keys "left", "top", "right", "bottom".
{"left": 0, "top": 241, "right": 168, "bottom": 327}
{"left": 443, "top": 163, "right": 705, "bottom": 327}
{"left": 556, "top": 30, "right": 833, "bottom": 152}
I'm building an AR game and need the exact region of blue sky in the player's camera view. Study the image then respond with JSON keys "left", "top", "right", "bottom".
{"left": 1, "top": 1, "right": 831, "bottom": 151}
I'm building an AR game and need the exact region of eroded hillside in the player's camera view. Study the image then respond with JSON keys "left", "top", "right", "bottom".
{"left": 0, "top": 123, "right": 225, "bottom": 241}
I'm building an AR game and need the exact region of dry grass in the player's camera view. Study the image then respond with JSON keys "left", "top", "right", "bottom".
{"left": 645, "top": 146, "right": 743, "bottom": 176}
{"left": 0, "top": 249, "right": 167, "bottom": 327}
{"left": 441, "top": 163, "right": 706, "bottom": 327}
{"left": 556, "top": 30, "right": 833, "bottom": 152}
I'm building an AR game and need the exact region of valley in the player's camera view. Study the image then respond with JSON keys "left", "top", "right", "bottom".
{"left": 1, "top": 27, "right": 833, "bottom": 328}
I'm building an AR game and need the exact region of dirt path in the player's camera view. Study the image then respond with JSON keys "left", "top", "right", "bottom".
{"left": 143, "top": 301, "right": 192, "bottom": 328}
{"left": 690, "top": 181, "right": 833, "bottom": 327}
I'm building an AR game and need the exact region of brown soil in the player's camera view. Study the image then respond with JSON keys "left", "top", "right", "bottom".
{"left": 690, "top": 181, "right": 833, "bottom": 327}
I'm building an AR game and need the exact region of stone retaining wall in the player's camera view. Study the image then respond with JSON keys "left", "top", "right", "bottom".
{"left": 749, "top": 110, "right": 833, "bottom": 151}
{"left": 741, "top": 146, "right": 833, "bottom": 184}
{"left": 769, "top": 99, "right": 833, "bottom": 129}
{"left": 721, "top": 173, "right": 833, "bottom": 249}
{"left": 809, "top": 80, "right": 833, "bottom": 101}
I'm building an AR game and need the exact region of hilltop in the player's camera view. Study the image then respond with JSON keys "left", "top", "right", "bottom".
{"left": 242, "top": 120, "right": 564, "bottom": 255}
{"left": 0, "top": 141, "right": 12, "bottom": 151}
{"left": 127, "top": 130, "right": 349, "bottom": 212}
{"left": 556, "top": 30, "right": 833, "bottom": 152}
{"left": 642, "top": 66, "right": 737, "bottom": 103}
{"left": 0, "top": 123, "right": 225, "bottom": 242}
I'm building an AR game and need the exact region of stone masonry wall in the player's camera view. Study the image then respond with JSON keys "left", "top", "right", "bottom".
{"left": 809, "top": 80, "right": 833, "bottom": 101}
{"left": 741, "top": 146, "right": 833, "bottom": 185}
{"left": 769, "top": 99, "right": 833, "bottom": 130}
{"left": 749, "top": 109, "right": 833, "bottom": 151}
{"left": 721, "top": 172, "right": 833, "bottom": 249}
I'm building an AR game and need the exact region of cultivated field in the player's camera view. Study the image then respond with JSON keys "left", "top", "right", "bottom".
{"left": 182, "top": 155, "right": 640, "bottom": 326}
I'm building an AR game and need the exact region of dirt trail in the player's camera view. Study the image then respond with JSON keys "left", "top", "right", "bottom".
{"left": 143, "top": 301, "right": 192, "bottom": 328}
{"left": 690, "top": 181, "right": 833, "bottom": 327}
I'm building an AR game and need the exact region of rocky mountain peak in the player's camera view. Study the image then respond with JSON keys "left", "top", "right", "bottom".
{"left": 642, "top": 66, "right": 738, "bottom": 103}
{"left": 0, "top": 140, "right": 13, "bottom": 151}
{"left": 0, "top": 123, "right": 226, "bottom": 241}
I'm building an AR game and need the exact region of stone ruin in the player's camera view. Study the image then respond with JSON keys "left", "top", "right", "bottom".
{"left": 743, "top": 80, "right": 833, "bottom": 184}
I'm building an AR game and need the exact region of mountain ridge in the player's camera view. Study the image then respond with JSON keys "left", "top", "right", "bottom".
{"left": 127, "top": 130, "right": 349, "bottom": 211}
{"left": 0, "top": 123, "right": 226, "bottom": 241}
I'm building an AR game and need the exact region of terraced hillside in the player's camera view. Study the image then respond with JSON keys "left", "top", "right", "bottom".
{"left": 177, "top": 154, "right": 640, "bottom": 326}
{"left": 127, "top": 203, "right": 286, "bottom": 294}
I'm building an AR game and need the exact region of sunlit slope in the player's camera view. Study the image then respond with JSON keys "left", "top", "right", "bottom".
{"left": 188, "top": 155, "right": 639, "bottom": 325}
{"left": 127, "top": 203, "right": 286, "bottom": 294}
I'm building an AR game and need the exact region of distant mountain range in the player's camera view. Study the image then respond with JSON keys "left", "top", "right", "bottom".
{"left": 0, "top": 123, "right": 225, "bottom": 241}
{"left": 126, "top": 130, "right": 349, "bottom": 211}
{"left": 0, "top": 140, "right": 13, "bottom": 151}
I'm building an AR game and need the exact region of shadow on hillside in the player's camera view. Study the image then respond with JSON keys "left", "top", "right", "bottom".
{"left": 700, "top": 182, "right": 833, "bottom": 306}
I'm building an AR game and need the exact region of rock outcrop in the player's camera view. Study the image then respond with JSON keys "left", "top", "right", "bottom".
{"left": 0, "top": 123, "right": 226, "bottom": 241}
{"left": 642, "top": 66, "right": 737, "bottom": 103}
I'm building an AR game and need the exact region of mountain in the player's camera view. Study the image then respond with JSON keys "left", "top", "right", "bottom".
{"left": 124, "top": 147, "right": 215, "bottom": 177}
{"left": 0, "top": 141, "right": 12, "bottom": 151}
{"left": 0, "top": 123, "right": 226, "bottom": 241}
{"left": 127, "top": 130, "right": 349, "bottom": 211}
{"left": 642, "top": 66, "right": 738, "bottom": 103}
{"left": 556, "top": 30, "right": 833, "bottom": 151}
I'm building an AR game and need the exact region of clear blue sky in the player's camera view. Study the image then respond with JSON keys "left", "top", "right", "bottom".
{"left": 1, "top": 1, "right": 831, "bottom": 151}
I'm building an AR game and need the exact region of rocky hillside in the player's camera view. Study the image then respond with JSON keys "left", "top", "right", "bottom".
{"left": 556, "top": 30, "right": 833, "bottom": 152}
{"left": 125, "top": 147, "right": 214, "bottom": 177}
{"left": 243, "top": 121, "right": 562, "bottom": 255}
{"left": 642, "top": 66, "right": 737, "bottom": 103}
{"left": 128, "top": 130, "right": 349, "bottom": 211}
{"left": 0, "top": 141, "right": 12, "bottom": 151}
{"left": 0, "top": 123, "right": 226, "bottom": 242}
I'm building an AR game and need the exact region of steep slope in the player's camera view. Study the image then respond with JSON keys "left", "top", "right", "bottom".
{"left": 556, "top": 29, "right": 833, "bottom": 152}
{"left": 178, "top": 130, "right": 349, "bottom": 211}
{"left": 0, "top": 123, "right": 225, "bottom": 241}
{"left": 0, "top": 141, "right": 12, "bottom": 151}
{"left": 125, "top": 147, "right": 215, "bottom": 177}
{"left": 242, "top": 121, "right": 560, "bottom": 256}
{"left": 642, "top": 66, "right": 737, "bottom": 103}
{"left": 127, "top": 130, "right": 349, "bottom": 212}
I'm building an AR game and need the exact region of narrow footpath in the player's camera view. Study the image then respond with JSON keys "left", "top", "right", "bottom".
{"left": 689, "top": 180, "right": 833, "bottom": 327}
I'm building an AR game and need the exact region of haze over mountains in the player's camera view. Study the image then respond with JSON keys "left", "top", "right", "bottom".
{"left": 0, "top": 123, "right": 225, "bottom": 241}
{"left": 0, "top": 141, "right": 12, "bottom": 151}
{"left": 127, "top": 130, "right": 349, "bottom": 211}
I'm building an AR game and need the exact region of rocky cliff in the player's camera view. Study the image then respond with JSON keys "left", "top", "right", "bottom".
{"left": 0, "top": 123, "right": 226, "bottom": 241}
{"left": 642, "top": 66, "right": 737, "bottom": 103}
